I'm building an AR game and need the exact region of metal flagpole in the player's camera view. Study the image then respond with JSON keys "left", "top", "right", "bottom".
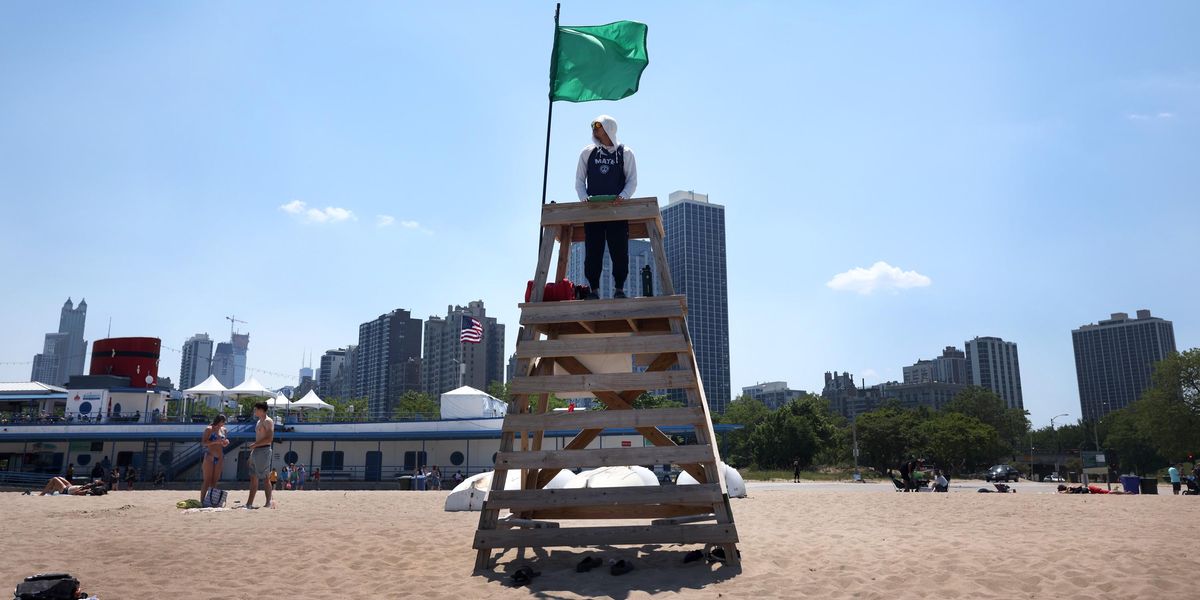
{"left": 540, "top": 3, "right": 561, "bottom": 207}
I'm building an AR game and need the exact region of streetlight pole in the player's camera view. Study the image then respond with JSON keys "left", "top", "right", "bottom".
{"left": 1049, "top": 413, "right": 1068, "bottom": 477}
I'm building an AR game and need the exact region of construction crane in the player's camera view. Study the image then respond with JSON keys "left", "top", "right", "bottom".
{"left": 225, "top": 315, "right": 247, "bottom": 339}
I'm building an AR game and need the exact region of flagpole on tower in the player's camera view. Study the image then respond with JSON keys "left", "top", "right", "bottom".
{"left": 540, "top": 2, "right": 561, "bottom": 207}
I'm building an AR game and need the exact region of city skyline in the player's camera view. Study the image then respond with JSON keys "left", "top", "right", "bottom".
{"left": 1, "top": 3, "right": 1197, "bottom": 426}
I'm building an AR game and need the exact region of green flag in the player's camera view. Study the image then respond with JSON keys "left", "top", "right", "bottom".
{"left": 549, "top": 21, "right": 649, "bottom": 103}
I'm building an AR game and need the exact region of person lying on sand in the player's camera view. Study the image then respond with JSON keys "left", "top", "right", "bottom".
{"left": 1057, "top": 484, "right": 1122, "bottom": 494}
{"left": 40, "top": 477, "right": 105, "bottom": 496}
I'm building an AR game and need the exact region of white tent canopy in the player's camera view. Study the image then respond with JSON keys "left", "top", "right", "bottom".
{"left": 266, "top": 394, "right": 293, "bottom": 410}
{"left": 291, "top": 389, "right": 333, "bottom": 411}
{"left": 183, "top": 374, "right": 228, "bottom": 396}
{"left": 227, "top": 377, "right": 274, "bottom": 397}
{"left": 439, "top": 386, "right": 507, "bottom": 419}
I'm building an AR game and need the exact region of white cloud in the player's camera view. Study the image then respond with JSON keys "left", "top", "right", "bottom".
{"left": 826, "top": 261, "right": 931, "bottom": 295}
{"left": 278, "top": 200, "right": 355, "bottom": 224}
{"left": 1126, "top": 111, "right": 1176, "bottom": 121}
{"left": 400, "top": 220, "right": 420, "bottom": 229}
{"left": 375, "top": 215, "right": 395, "bottom": 228}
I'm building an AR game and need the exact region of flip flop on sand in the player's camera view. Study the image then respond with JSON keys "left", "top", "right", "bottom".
{"left": 509, "top": 566, "right": 541, "bottom": 587}
{"left": 683, "top": 550, "right": 704, "bottom": 563}
{"left": 610, "top": 560, "right": 634, "bottom": 576}
{"left": 576, "top": 556, "right": 603, "bottom": 572}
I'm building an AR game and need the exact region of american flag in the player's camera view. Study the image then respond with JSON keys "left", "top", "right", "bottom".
{"left": 460, "top": 316, "right": 484, "bottom": 344}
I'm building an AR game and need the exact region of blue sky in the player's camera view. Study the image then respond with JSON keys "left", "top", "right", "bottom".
{"left": 1, "top": 2, "right": 1196, "bottom": 427}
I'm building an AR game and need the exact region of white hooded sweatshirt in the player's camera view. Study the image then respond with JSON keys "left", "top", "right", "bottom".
{"left": 575, "top": 114, "right": 638, "bottom": 201}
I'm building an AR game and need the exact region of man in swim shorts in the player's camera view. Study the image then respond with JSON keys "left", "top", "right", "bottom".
{"left": 244, "top": 402, "right": 275, "bottom": 509}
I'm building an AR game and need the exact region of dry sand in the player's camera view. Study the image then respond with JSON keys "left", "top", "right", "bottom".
{"left": 1, "top": 485, "right": 1196, "bottom": 599}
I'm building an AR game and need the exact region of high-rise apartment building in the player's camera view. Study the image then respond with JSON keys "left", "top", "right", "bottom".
{"left": 211, "top": 342, "right": 236, "bottom": 387}
{"left": 356, "top": 309, "right": 422, "bottom": 419}
{"left": 567, "top": 239, "right": 659, "bottom": 299}
{"left": 662, "top": 191, "right": 731, "bottom": 413}
{"left": 740, "top": 381, "right": 806, "bottom": 410}
{"left": 903, "top": 346, "right": 967, "bottom": 385}
{"left": 965, "top": 336, "right": 1024, "bottom": 410}
{"left": 231, "top": 332, "right": 249, "bottom": 386}
{"left": 319, "top": 348, "right": 353, "bottom": 399}
{"left": 422, "top": 301, "right": 505, "bottom": 397}
{"left": 179, "top": 333, "right": 214, "bottom": 391}
{"left": 1072, "top": 310, "right": 1177, "bottom": 422}
{"left": 30, "top": 298, "right": 88, "bottom": 386}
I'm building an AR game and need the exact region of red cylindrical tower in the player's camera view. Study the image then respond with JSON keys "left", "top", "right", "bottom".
{"left": 89, "top": 337, "right": 161, "bottom": 388}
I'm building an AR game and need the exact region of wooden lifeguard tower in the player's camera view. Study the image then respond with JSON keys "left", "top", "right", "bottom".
{"left": 473, "top": 197, "right": 740, "bottom": 570}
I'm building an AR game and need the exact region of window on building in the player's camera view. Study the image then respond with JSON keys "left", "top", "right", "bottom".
{"left": 321, "top": 451, "right": 344, "bottom": 471}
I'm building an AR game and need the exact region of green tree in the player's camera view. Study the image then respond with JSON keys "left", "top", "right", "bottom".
{"left": 1136, "top": 349, "right": 1200, "bottom": 460}
{"left": 631, "top": 393, "right": 684, "bottom": 410}
{"left": 917, "top": 412, "right": 1003, "bottom": 474}
{"left": 748, "top": 395, "right": 837, "bottom": 469}
{"left": 1101, "top": 406, "right": 1163, "bottom": 474}
{"left": 944, "top": 387, "right": 1029, "bottom": 454}
{"left": 486, "top": 381, "right": 510, "bottom": 402}
{"left": 329, "top": 397, "right": 367, "bottom": 421}
{"left": 854, "top": 406, "right": 925, "bottom": 474}
{"left": 393, "top": 391, "right": 439, "bottom": 419}
{"left": 716, "top": 394, "right": 771, "bottom": 468}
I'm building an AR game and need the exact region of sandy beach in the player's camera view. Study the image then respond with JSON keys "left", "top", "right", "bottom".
{"left": 2, "top": 483, "right": 1196, "bottom": 599}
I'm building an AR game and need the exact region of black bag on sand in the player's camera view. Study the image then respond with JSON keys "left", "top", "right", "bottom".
{"left": 14, "top": 573, "right": 82, "bottom": 600}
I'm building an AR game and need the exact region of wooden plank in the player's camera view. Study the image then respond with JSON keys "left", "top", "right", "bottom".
{"left": 528, "top": 225, "right": 559, "bottom": 303}
{"left": 495, "top": 444, "right": 715, "bottom": 470}
{"left": 515, "top": 333, "right": 689, "bottom": 359}
{"left": 652, "top": 513, "right": 717, "bottom": 526}
{"left": 499, "top": 517, "right": 559, "bottom": 529}
{"left": 562, "top": 221, "right": 651, "bottom": 243}
{"left": 519, "top": 296, "right": 686, "bottom": 325}
{"left": 486, "top": 483, "right": 723, "bottom": 510}
{"left": 532, "top": 319, "right": 672, "bottom": 335}
{"left": 541, "top": 198, "right": 661, "bottom": 227}
{"left": 554, "top": 225, "right": 572, "bottom": 281}
{"left": 474, "top": 523, "right": 738, "bottom": 550}
{"left": 509, "top": 371, "right": 696, "bottom": 395}
{"left": 646, "top": 222, "right": 676, "bottom": 296}
{"left": 502, "top": 406, "right": 704, "bottom": 432}
{"left": 529, "top": 505, "right": 712, "bottom": 520}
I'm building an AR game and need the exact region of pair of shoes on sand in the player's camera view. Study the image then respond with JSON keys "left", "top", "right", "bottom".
{"left": 576, "top": 556, "right": 633, "bottom": 575}
{"left": 683, "top": 547, "right": 738, "bottom": 563}
{"left": 584, "top": 290, "right": 627, "bottom": 300}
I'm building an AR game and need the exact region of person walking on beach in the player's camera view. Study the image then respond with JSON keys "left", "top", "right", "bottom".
{"left": 575, "top": 114, "right": 638, "bottom": 300}
{"left": 244, "top": 402, "right": 274, "bottom": 509}
{"left": 125, "top": 466, "right": 138, "bottom": 490}
{"left": 269, "top": 468, "right": 279, "bottom": 491}
{"left": 1169, "top": 463, "right": 1181, "bottom": 495}
{"left": 311, "top": 467, "right": 320, "bottom": 490}
{"left": 200, "top": 414, "right": 229, "bottom": 502}
{"left": 430, "top": 466, "right": 442, "bottom": 491}
{"left": 297, "top": 464, "right": 307, "bottom": 491}
{"left": 793, "top": 460, "right": 801, "bottom": 483}
{"left": 109, "top": 466, "right": 121, "bottom": 493}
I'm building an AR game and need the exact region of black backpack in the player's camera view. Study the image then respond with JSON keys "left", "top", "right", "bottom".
{"left": 13, "top": 573, "right": 81, "bottom": 600}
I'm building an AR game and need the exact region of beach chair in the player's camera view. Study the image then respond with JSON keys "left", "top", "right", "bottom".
{"left": 891, "top": 477, "right": 906, "bottom": 492}
{"left": 472, "top": 198, "right": 740, "bottom": 570}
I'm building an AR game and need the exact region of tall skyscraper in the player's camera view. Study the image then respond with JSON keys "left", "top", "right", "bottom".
{"left": 211, "top": 342, "right": 236, "bottom": 387}
{"left": 903, "top": 346, "right": 967, "bottom": 385}
{"left": 231, "top": 332, "right": 249, "bottom": 386}
{"left": 1072, "top": 310, "right": 1177, "bottom": 422}
{"left": 662, "top": 191, "right": 731, "bottom": 413}
{"left": 567, "top": 239, "right": 659, "bottom": 299}
{"left": 356, "top": 309, "right": 423, "bottom": 418}
{"left": 423, "top": 301, "right": 505, "bottom": 397}
{"left": 179, "top": 333, "right": 214, "bottom": 390}
{"left": 30, "top": 298, "right": 88, "bottom": 385}
{"left": 319, "top": 348, "right": 347, "bottom": 398}
{"left": 965, "top": 336, "right": 1024, "bottom": 410}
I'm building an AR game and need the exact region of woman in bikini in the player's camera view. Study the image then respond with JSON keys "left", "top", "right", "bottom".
{"left": 40, "top": 477, "right": 102, "bottom": 496}
{"left": 200, "top": 414, "right": 229, "bottom": 502}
